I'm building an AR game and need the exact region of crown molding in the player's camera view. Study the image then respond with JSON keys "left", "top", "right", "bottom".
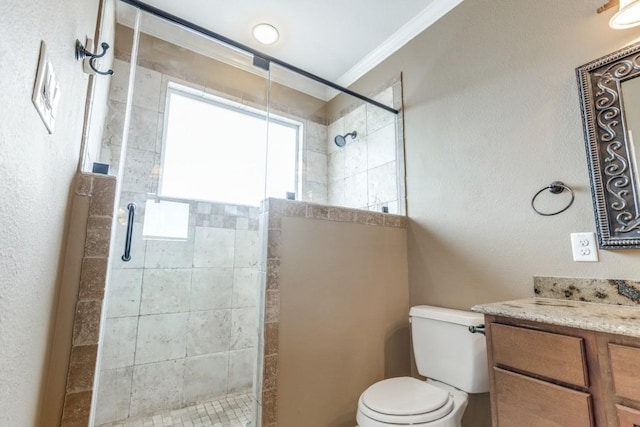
{"left": 331, "top": 0, "right": 463, "bottom": 97}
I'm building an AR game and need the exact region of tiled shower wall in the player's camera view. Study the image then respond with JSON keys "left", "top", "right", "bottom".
{"left": 300, "top": 122, "right": 329, "bottom": 204}
{"left": 327, "top": 83, "right": 402, "bottom": 214}
{"left": 95, "top": 200, "right": 260, "bottom": 424}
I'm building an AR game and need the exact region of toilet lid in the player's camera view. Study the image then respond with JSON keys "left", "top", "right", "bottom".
{"left": 361, "top": 377, "right": 450, "bottom": 416}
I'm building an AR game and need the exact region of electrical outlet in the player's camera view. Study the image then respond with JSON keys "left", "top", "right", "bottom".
{"left": 570, "top": 232, "right": 599, "bottom": 262}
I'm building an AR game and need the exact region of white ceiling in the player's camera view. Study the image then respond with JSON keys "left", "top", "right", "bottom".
{"left": 117, "top": 0, "right": 462, "bottom": 100}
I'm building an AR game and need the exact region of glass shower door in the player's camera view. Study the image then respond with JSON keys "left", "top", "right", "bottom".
{"left": 94, "top": 4, "right": 267, "bottom": 425}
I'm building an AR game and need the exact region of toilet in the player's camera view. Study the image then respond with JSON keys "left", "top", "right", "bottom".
{"left": 356, "top": 305, "right": 489, "bottom": 427}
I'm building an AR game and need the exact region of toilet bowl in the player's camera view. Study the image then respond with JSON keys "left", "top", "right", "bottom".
{"left": 356, "top": 378, "right": 468, "bottom": 427}
{"left": 355, "top": 305, "right": 488, "bottom": 427}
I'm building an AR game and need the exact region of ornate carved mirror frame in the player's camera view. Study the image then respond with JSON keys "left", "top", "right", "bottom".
{"left": 577, "top": 42, "right": 640, "bottom": 249}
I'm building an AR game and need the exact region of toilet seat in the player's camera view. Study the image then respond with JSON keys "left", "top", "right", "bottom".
{"left": 358, "top": 377, "right": 454, "bottom": 424}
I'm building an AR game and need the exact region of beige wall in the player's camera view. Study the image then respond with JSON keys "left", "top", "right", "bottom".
{"left": 0, "top": 0, "right": 100, "bottom": 426}
{"left": 276, "top": 216, "right": 410, "bottom": 427}
{"left": 329, "top": 0, "right": 640, "bottom": 311}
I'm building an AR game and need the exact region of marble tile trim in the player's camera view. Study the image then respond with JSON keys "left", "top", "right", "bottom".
{"left": 61, "top": 173, "right": 117, "bottom": 427}
{"left": 263, "top": 198, "right": 407, "bottom": 230}
{"left": 255, "top": 197, "right": 407, "bottom": 427}
{"left": 534, "top": 276, "right": 640, "bottom": 306}
{"left": 472, "top": 297, "right": 640, "bottom": 338}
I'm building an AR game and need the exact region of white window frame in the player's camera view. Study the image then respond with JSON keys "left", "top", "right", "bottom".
{"left": 159, "top": 82, "right": 302, "bottom": 206}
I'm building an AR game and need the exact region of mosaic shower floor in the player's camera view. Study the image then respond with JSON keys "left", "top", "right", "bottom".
{"left": 98, "top": 391, "right": 252, "bottom": 427}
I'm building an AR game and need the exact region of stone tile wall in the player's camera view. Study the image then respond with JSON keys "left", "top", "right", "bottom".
{"left": 95, "top": 199, "right": 261, "bottom": 424}
{"left": 299, "top": 121, "right": 328, "bottom": 204}
{"left": 59, "top": 173, "right": 116, "bottom": 427}
{"left": 327, "top": 80, "right": 404, "bottom": 214}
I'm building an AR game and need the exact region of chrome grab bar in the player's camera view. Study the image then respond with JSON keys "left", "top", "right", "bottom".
{"left": 121, "top": 203, "right": 136, "bottom": 262}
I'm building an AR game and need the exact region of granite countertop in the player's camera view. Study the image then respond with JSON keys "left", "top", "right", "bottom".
{"left": 472, "top": 297, "right": 640, "bottom": 338}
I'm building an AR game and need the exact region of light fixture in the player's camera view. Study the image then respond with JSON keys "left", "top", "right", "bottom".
{"left": 611, "top": 0, "right": 640, "bottom": 29}
{"left": 252, "top": 23, "right": 279, "bottom": 45}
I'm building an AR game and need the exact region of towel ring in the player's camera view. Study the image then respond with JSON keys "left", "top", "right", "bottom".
{"left": 531, "top": 181, "right": 574, "bottom": 216}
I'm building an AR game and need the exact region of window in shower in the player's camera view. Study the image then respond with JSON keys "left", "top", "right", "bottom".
{"left": 160, "top": 83, "right": 300, "bottom": 206}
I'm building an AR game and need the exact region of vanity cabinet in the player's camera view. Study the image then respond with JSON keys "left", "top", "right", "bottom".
{"left": 484, "top": 315, "right": 640, "bottom": 427}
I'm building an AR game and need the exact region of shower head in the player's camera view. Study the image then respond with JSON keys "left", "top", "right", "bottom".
{"left": 334, "top": 131, "right": 357, "bottom": 147}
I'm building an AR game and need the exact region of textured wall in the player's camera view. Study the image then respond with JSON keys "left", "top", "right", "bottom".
{"left": 330, "top": 0, "right": 640, "bottom": 308}
{"left": 276, "top": 215, "right": 410, "bottom": 426}
{"left": 325, "top": 3, "right": 640, "bottom": 425}
{"left": 0, "top": 0, "right": 99, "bottom": 426}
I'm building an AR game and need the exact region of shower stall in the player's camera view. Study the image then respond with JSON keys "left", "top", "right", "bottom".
{"left": 83, "top": 1, "right": 405, "bottom": 425}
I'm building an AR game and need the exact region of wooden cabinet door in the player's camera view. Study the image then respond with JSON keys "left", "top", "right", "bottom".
{"left": 610, "top": 344, "right": 640, "bottom": 402}
{"left": 494, "top": 368, "right": 593, "bottom": 427}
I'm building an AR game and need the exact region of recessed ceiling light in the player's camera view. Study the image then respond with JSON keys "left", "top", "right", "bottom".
{"left": 252, "top": 23, "right": 279, "bottom": 45}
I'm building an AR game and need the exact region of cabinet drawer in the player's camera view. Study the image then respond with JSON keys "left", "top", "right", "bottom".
{"left": 616, "top": 404, "right": 640, "bottom": 427}
{"left": 610, "top": 344, "right": 640, "bottom": 402}
{"left": 494, "top": 368, "right": 593, "bottom": 427}
{"left": 491, "top": 323, "right": 588, "bottom": 387}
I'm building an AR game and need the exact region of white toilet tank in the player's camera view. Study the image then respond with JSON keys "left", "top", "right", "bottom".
{"left": 410, "top": 305, "right": 489, "bottom": 394}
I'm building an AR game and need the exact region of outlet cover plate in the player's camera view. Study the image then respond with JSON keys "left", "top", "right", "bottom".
{"left": 32, "top": 41, "right": 61, "bottom": 134}
{"left": 570, "top": 232, "right": 599, "bottom": 262}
